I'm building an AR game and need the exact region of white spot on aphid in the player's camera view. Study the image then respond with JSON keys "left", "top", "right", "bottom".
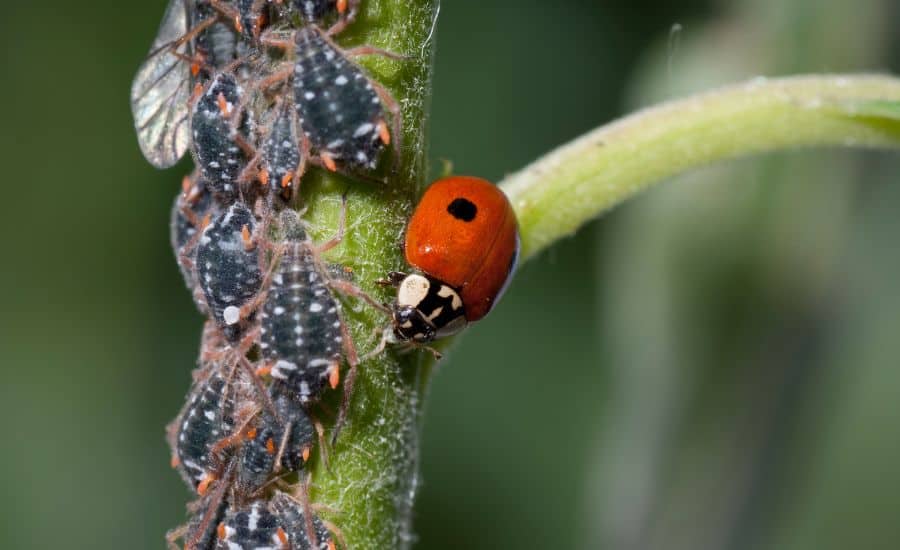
{"left": 310, "top": 302, "right": 323, "bottom": 313}
{"left": 223, "top": 306, "right": 241, "bottom": 325}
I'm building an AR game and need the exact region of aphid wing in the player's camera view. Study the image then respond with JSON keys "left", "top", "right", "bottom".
{"left": 130, "top": 0, "right": 192, "bottom": 169}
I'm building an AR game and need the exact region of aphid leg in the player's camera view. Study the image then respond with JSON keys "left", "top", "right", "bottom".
{"left": 184, "top": 462, "right": 236, "bottom": 550}
{"left": 295, "top": 472, "right": 320, "bottom": 548}
{"left": 368, "top": 79, "right": 403, "bottom": 172}
{"left": 325, "top": 0, "right": 360, "bottom": 37}
{"left": 288, "top": 131, "right": 311, "bottom": 206}
{"left": 235, "top": 241, "right": 286, "bottom": 324}
{"left": 308, "top": 412, "right": 330, "bottom": 471}
{"left": 208, "top": 0, "right": 242, "bottom": 32}
{"left": 331, "top": 317, "right": 360, "bottom": 445}
{"left": 315, "top": 194, "right": 348, "bottom": 254}
{"left": 343, "top": 45, "right": 408, "bottom": 61}
{"left": 164, "top": 17, "right": 218, "bottom": 54}
{"left": 237, "top": 355, "right": 280, "bottom": 419}
{"left": 270, "top": 419, "right": 293, "bottom": 474}
{"left": 259, "top": 32, "right": 294, "bottom": 52}
{"left": 164, "top": 523, "right": 188, "bottom": 550}
{"left": 328, "top": 279, "right": 391, "bottom": 314}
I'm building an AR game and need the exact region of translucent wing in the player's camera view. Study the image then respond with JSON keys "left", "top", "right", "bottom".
{"left": 130, "top": 0, "right": 192, "bottom": 169}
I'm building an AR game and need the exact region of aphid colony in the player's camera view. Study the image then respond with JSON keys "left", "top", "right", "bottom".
{"left": 132, "top": 1, "right": 520, "bottom": 548}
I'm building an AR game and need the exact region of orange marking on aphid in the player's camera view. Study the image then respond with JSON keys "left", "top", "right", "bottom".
{"left": 241, "top": 225, "right": 253, "bottom": 250}
{"left": 197, "top": 473, "right": 216, "bottom": 495}
{"left": 200, "top": 213, "right": 212, "bottom": 230}
{"left": 337, "top": 0, "right": 348, "bottom": 13}
{"left": 191, "top": 82, "right": 204, "bottom": 102}
{"left": 276, "top": 527, "right": 288, "bottom": 546}
{"left": 170, "top": 454, "right": 181, "bottom": 469}
{"left": 246, "top": 427, "right": 258, "bottom": 440}
{"left": 329, "top": 365, "right": 340, "bottom": 389}
{"left": 280, "top": 171, "right": 294, "bottom": 188}
{"left": 321, "top": 153, "right": 337, "bottom": 172}
{"left": 266, "top": 438, "right": 276, "bottom": 455}
{"left": 258, "top": 169, "right": 270, "bottom": 186}
{"left": 377, "top": 120, "right": 391, "bottom": 145}
{"left": 217, "top": 522, "right": 227, "bottom": 540}
{"left": 191, "top": 61, "right": 201, "bottom": 77}
{"left": 328, "top": 540, "right": 336, "bottom": 550}
{"left": 181, "top": 175, "right": 192, "bottom": 194}
{"left": 233, "top": 16, "right": 243, "bottom": 34}
{"left": 216, "top": 92, "right": 231, "bottom": 117}
{"left": 256, "top": 365, "right": 272, "bottom": 377}
{"left": 302, "top": 446, "right": 311, "bottom": 462}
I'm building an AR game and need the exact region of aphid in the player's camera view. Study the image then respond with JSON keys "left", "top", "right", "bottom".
{"left": 384, "top": 176, "right": 520, "bottom": 343}
{"left": 290, "top": 25, "right": 401, "bottom": 173}
{"left": 192, "top": 72, "right": 254, "bottom": 199}
{"left": 215, "top": 492, "right": 334, "bottom": 550}
{"left": 193, "top": 3, "right": 243, "bottom": 81}
{"left": 259, "top": 102, "right": 305, "bottom": 203}
{"left": 131, "top": 0, "right": 194, "bottom": 168}
{"left": 234, "top": 389, "right": 315, "bottom": 497}
{"left": 171, "top": 174, "right": 218, "bottom": 313}
{"left": 196, "top": 202, "right": 264, "bottom": 340}
{"left": 167, "top": 369, "right": 237, "bottom": 493}
{"left": 258, "top": 212, "right": 349, "bottom": 404}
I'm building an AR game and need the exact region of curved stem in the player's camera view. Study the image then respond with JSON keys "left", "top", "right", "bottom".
{"left": 500, "top": 75, "right": 900, "bottom": 261}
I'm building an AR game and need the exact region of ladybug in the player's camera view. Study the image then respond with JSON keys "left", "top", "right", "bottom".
{"left": 385, "top": 176, "right": 520, "bottom": 343}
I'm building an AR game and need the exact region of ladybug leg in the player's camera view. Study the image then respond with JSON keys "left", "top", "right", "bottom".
{"left": 376, "top": 271, "right": 408, "bottom": 287}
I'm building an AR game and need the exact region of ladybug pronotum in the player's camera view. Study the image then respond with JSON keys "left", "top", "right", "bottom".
{"left": 387, "top": 176, "right": 520, "bottom": 343}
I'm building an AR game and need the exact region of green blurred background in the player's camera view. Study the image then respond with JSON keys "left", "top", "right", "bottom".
{"left": 2, "top": 0, "right": 900, "bottom": 548}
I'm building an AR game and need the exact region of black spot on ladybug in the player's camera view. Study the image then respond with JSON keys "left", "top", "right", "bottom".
{"left": 447, "top": 198, "right": 477, "bottom": 222}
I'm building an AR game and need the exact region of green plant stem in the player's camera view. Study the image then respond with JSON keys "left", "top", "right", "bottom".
{"left": 500, "top": 75, "right": 900, "bottom": 261}
{"left": 289, "top": 2, "right": 438, "bottom": 549}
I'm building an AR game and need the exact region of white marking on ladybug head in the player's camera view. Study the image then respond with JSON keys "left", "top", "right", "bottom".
{"left": 436, "top": 285, "right": 463, "bottom": 311}
{"left": 397, "top": 274, "right": 430, "bottom": 308}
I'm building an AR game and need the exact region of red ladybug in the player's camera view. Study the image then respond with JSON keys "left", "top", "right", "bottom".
{"left": 384, "top": 176, "right": 520, "bottom": 343}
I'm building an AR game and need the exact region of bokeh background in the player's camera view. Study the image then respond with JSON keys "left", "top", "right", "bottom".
{"left": 2, "top": 0, "right": 900, "bottom": 548}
